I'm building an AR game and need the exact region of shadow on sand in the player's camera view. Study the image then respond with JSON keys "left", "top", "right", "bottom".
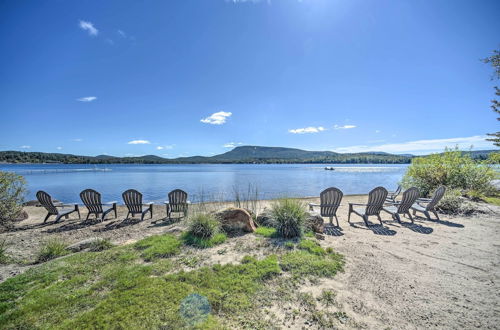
{"left": 323, "top": 224, "right": 344, "bottom": 237}
{"left": 349, "top": 221, "right": 397, "bottom": 236}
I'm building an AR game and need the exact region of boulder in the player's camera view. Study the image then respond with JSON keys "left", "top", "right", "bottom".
{"left": 215, "top": 208, "right": 256, "bottom": 233}
{"left": 306, "top": 212, "right": 324, "bottom": 233}
{"left": 67, "top": 237, "right": 106, "bottom": 252}
{"left": 255, "top": 208, "right": 276, "bottom": 227}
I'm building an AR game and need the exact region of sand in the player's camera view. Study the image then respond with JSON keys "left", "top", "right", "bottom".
{"left": 1, "top": 195, "right": 499, "bottom": 329}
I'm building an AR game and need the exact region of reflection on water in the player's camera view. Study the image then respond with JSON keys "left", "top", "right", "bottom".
{"left": 0, "top": 164, "right": 408, "bottom": 203}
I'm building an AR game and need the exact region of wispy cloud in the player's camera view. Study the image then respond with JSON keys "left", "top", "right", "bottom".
{"left": 56, "top": 147, "right": 63, "bottom": 150}
{"left": 289, "top": 126, "right": 326, "bottom": 134}
{"left": 77, "top": 96, "right": 97, "bottom": 102}
{"left": 72, "top": 138, "right": 83, "bottom": 142}
{"left": 79, "top": 20, "right": 98, "bottom": 36}
{"left": 156, "top": 145, "right": 174, "bottom": 150}
{"left": 223, "top": 142, "right": 243, "bottom": 148}
{"left": 128, "top": 140, "right": 151, "bottom": 145}
{"left": 375, "top": 130, "right": 381, "bottom": 133}
{"left": 334, "top": 124, "right": 356, "bottom": 130}
{"left": 117, "top": 30, "right": 126, "bottom": 38}
{"left": 201, "top": 111, "right": 232, "bottom": 125}
{"left": 332, "top": 135, "right": 495, "bottom": 155}
{"left": 19, "top": 145, "right": 31, "bottom": 149}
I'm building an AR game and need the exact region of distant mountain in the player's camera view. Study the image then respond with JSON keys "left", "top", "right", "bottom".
{"left": 0, "top": 146, "right": 497, "bottom": 165}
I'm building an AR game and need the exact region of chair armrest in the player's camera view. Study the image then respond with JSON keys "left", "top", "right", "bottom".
{"left": 144, "top": 202, "right": 154, "bottom": 205}
{"left": 416, "top": 198, "right": 431, "bottom": 202}
{"left": 55, "top": 203, "right": 78, "bottom": 208}
{"left": 348, "top": 203, "right": 369, "bottom": 206}
{"left": 104, "top": 201, "right": 117, "bottom": 205}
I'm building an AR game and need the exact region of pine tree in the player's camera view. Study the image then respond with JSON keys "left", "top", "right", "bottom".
{"left": 483, "top": 49, "right": 500, "bottom": 147}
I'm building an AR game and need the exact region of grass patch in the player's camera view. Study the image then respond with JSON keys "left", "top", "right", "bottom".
{"left": 36, "top": 239, "right": 70, "bottom": 263}
{"left": 0, "top": 240, "right": 11, "bottom": 264}
{"left": 255, "top": 226, "right": 277, "bottom": 238}
{"left": 271, "top": 198, "right": 307, "bottom": 238}
{"left": 484, "top": 195, "right": 500, "bottom": 206}
{"left": 297, "top": 239, "right": 326, "bottom": 256}
{"left": 0, "top": 235, "right": 344, "bottom": 329}
{"left": 134, "top": 234, "right": 181, "bottom": 261}
{"left": 182, "top": 232, "right": 227, "bottom": 248}
{"left": 88, "top": 238, "right": 114, "bottom": 252}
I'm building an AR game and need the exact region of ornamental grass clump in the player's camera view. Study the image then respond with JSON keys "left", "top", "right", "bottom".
{"left": 271, "top": 199, "right": 307, "bottom": 238}
{"left": 183, "top": 213, "right": 226, "bottom": 248}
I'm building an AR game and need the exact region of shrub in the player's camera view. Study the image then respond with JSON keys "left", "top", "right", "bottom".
{"left": 183, "top": 214, "right": 226, "bottom": 248}
{"left": 0, "top": 239, "right": 11, "bottom": 264}
{"left": 271, "top": 199, "right": 307, "bottom": 238}
{"left": 88, "top": 238, "right": 114, "bottom": 252}
{"left": 436, "top": 189, "right": 477, "bottom": 215}
{"left": 0, "top": 171, "right": 26, "bottom": 227}
{"left": 36, "top": 239, "right": 69, "bottom": 263}
{"left": 401, "top": 148, "right": 496, "bottom": 196}
{"left": 135, "top": 234, "right": 181, "bottom": 261}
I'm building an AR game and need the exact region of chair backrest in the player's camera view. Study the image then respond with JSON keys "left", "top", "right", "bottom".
{"left": 168, "top": 189, "right": 188, "bottom": 212}
{"left": 122, "top": 189, "right": 143, "bottom": 213}
{"left": 397, "top": 187, "right": 420, "bottom": 213}
{"left": 36, "top": 190, "right": 58, "bottom": 215}
{"left": 426, "top": 186, "right": 446, "bottom": 211}
{"left": 365, "top": 186, "right": 388, "bottom": 215}
{"left": 319, "top": 187, "right": 343, "bottom": 217}
{"left": 394, "top": 185, "right": 402, "bottom": 195}
{"left": 80, "top": 189, "right": 103, "bottom": 214}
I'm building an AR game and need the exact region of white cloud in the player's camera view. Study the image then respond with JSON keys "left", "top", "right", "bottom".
{"left": 334, "top": 125, "right": 356, "bottom": 130}
{"left": 19, "top": 145, "right": 31, "bottom": 149}
{"left": 56, "top": 147, "right": 63, "bottom": 150}
{"left": 156, "top": 145, "right": 174, "bottom": 150}
{"left": 128, "top": 140, "right": 151, "bottom": 145}
{"left": 79, "top": 20, "right": 98, "bottom": 36}
{"left": 223, "top": 142, "right": 243, "bottom": 148}
{"left": 375, "top": 130, "right": 381, "bottom": 133}
{"left": 72, "top": 138, "right": 83, "bottom": 142}
{"left": 289, "top": 126, "right": 326, "bottom": 134}
{"left": 117, "top": 30, "right": 126, "bottom": 37}
{"left": 77, "top": 96, "right": 97, "bottom": 102}
{"left": 201, "top": 111, "right": 232, "bottom": 125}
{"left": 332, "top": 135, "right": 496, "bottom": 155}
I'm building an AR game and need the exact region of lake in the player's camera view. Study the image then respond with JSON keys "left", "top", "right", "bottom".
{"left": 0, "top": 164, "right": 408, "bottom": 203}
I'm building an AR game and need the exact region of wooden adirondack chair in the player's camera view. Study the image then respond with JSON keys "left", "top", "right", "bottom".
{"left": 79, "top": 189, "right": 117, "bottom": 221}
{"left": 309, "top": 187, "right": 343, "bottom": 227}
{"left": 348, "top": 186, "right": 388, "bottom": 226}
{"left": 411, "top": 186, "right": 446, "bottom": 221}
{"left": 164, "top": 189, "right": 189, "bottom": 219}
{"left": 36, "top": 190, "right": 80, "bottom": 223}
{"left": 122, "top": 189, "right": 153, "bottom": 221}
{"left": 383, "top": 187, "right": 420, "bottom": 223}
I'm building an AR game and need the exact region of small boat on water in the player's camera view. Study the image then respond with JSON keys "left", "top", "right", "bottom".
{"left": 324, "top": 167, "right": 335, "bottom": 171}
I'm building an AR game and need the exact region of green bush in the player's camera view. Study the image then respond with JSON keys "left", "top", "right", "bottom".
{"left": 0, "top": 171, "right": 26, "bottom": 227}
{"left": 183, "top": 214, "right": 226, "bottom": 248}
{"left": 271, "top": 199, "right": 307, "bottom": 238}
{"left": 401, "top": 148, "right": 496, "bottom": 196}
{"left": 36, "top": 239, "right": 70, "bottom": 263}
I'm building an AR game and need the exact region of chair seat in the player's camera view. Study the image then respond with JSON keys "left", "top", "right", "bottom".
{"left": 383, "top": 205, "right": 398, "bottom": 214}
{"left": 58, "top": 207, "right": 76, "bottom": 215}
{"left": 353, "top": 207, "right": 367, "bottom": 215}
{"left": 411, "top": 203, "right": 426, "bottom": 212}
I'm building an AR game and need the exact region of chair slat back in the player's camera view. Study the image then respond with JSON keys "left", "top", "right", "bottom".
{"left": 427, "top": 186, "right": 446, "bottom": 210}
{"left": 36, "top": 190, "right": 58, "bottom": 214}
{"left": 397, "top": 187, "right": 419, "bottom": 213}
{"left": 168, "top": 189, "right": 188, "bottom": 212}
{"left": 366, "top": 186, "right": 388, "bottom": 215}
{"left": 319, "top": 187, "right": 343, "bottom": 217}
{"left": 80, "top": 189, "right": 103, "bottom": 213}
{"left": 395, "top": 185, "right": 402, "bottom": 195}
{"left": 122, "top": 189, "right": 143, "bottom": 213}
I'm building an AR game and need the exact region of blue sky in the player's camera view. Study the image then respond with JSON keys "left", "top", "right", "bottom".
{"left": 0, "top": 0, "right": 499, "bottom": 157}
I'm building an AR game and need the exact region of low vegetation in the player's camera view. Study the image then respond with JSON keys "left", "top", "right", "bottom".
{"left": 0, "top": 171, "right": 26, "bottom": 227}
{"left": 255, "top": 226, "right": 277, "bottom": 238}
{"left": 183, "top": 213, "right": 227, "bottom": 248}
{"left": 0, "top": 239, "right": 11, "bottom": 264}
{"left": 0, "top": 230, "right": 344, "bottom": 329}
{"left": 36, "top": 239, "right": 70, "bottom": 263}
{"left": 271, "top": 198, "right": 308, "bottom": 238}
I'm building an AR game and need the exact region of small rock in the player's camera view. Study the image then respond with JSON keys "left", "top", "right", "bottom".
{"left": 67, "top": 237, "right": 105, "bottom": 252}
{"left": 315, "top": 233, "right": 325, "bottom": 240}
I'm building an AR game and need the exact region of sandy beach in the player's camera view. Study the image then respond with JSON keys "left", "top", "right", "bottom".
{"left": 1, "top": 195, "right": 499, "bottom": 329}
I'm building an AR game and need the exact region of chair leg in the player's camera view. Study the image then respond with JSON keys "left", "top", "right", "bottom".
{"left": 363, "top": 215, "right": 369, "bottom": 227}
{"left": 424, "top": 211, "right": 432, "bottom": 221}
{"left": 76, "top": 205, "right": 81, "bottom": 219}
{"left": 85, "top": 213, "right": 90, "bottom": 221}
{"left": 329, "top": 216, "right": 333, "bottom": 224}
{"left": 43, "top": 213, "right": 51, "bottom": 223}
{"left": 432, "top": 211, "right": 440, "bottom": 220}
{"left": 377, "top": 214, "right": 383, "bottom": 225}
{"left": 394, "top": 213, "right": 401, "bottom": 224}
{"left": 113, "top": 204, "right": 117, "bottom": 218}
{"left": 348, "top": 206, "right": 352, "bottom": 223}
{"left": 55, "top": 214, "right": 63, "bottom": 223}
{"left": 150, "top": 205, "right": 153, "bottom": 219}
{"left": 407, "top": 212, "right": 414, "bottom": 223}
{"left": 412, "top": 209, "right": 417, "bottom": 216}
{"left": 334, "top": 215, "right": 339, "bottom": 227}
{"left": 125, "top": 211, "right": 130, "bottom": 219}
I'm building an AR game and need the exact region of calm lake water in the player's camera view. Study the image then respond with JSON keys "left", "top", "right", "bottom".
{"left": 0, "top": 164, "right": 408, "bottom": 203}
